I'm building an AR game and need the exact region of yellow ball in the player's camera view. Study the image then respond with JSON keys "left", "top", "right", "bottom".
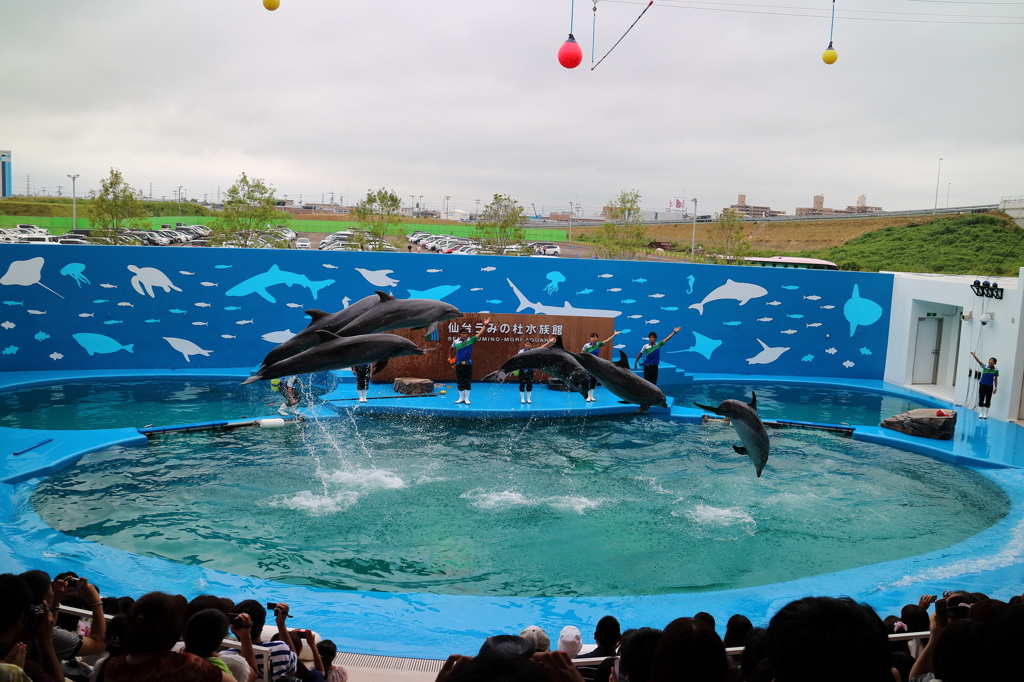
{"left": 263, "top": 0, "right": 280, "bottom": 10}
{"left": 440, "top": 390, "right": 447, "bottom": 395}
{"left": 822, "top": 48, "right": 838, "bottom": 65}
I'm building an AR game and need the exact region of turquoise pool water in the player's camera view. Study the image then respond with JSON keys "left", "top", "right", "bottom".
{"left": 0, "top": 379, "right": 283, "bottom": 430}
{"left": 676, "top": 382, "right": 932, "bottom": 425}
{"left": 31, "top": 413, "right": 1008, "bottom": 597}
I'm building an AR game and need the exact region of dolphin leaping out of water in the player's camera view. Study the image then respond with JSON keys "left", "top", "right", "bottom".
{"left": 693, "top": 392, "right": 770, "bottom": 477}
{"left": 243, "top": 332, "right": 425, "bottom": 384}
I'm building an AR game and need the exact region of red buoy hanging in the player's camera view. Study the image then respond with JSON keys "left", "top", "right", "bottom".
{"left": 558, "top": 34, "right": 584, "bottom": 69}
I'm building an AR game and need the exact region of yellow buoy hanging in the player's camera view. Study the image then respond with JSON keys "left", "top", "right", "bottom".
{"left": 823, "top": 41, "right": 838, "bottom": 64}
{"left": 263, "top": 0, "right": 280, "bottom": 11}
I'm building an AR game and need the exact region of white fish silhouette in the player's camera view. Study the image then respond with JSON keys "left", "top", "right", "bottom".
{"left": 100, "top": 283, "right": 117, "bottom": 289}
{"left": 598, "top": 274, "right": 613, "bottom": 278}
{"left": 607, "top": 288, "right": 622, "bottom": 292}
{"left": 842, "top": 360, "right": 855, "bottom": 368}
{"left": 766, "top": 300, "right": 782, "bottom": 306}
{"left": 803, "top": 295, "right": 822, "bottom": 301}
{"left": 806, "top": 323, "right": 822, "bottom": 328}
{"left": 179, "top": 271, "right": 195, "bottom": 275}
{"left": 780, "top": 329, "right": 798, "bottom": 335}
{"left": 426, "top": 269, "right": 443, "bottom": 273}
{"left": 757, "top": 317, "right": 773, "bottom": 322}
{"left": 645, "top": 319, "right": 660, "bottom": 325}
{"left": 649, "top": 293, "right": 665, "bottom": 299}
{"left": 200, "top": 282, "right": 218, "bottom": 287}
{"left": 49, "top": 352, "right": 63, "bottom": 361}
{"left": 286, "top": 303, "right": 303, "bottom": 308}
{"left": 481, "top": 267, "right": 497, "bottom": 272}
{"left": 220, "top": 334, "right": 236, "bottom": 339}
{"left": 27, "top": 310, "right": 46, "bottom": 315}
{"left": 117, "top": 302, "right": 134, "bottom": 308}
{"left": 825, "top": 347, "right": 838, "bottom": 355}
{"left": 820, "top": 305, "right": 835, "bottom": 310}
{"left": 191, "top": 321, "right": 209, "bottom": 326}
{"left": 322, "top": 264, "right": 338, "bottom": 269}
{"left": 78, "top": 313, "right": 94, "bottom": 318}
{"left": 236, "top": 319, "right": 254, "bottom": 325}
{"left": 195, "top": 302, "right": 211, "bottom": 308}
{"left": 1, "top": 321, "right": 15, "bottom": 330}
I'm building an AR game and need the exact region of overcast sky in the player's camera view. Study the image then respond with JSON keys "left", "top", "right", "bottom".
{"left": 3, "top": 0, "right": 1022, "bottom": 218}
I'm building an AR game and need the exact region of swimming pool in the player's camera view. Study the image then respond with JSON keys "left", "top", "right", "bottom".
{"left": 0, "top": 379, "right": 280, "bottom": 430}
{"left": 4, "top": 372, "right": 1024, "bottom": 659}
{"left": 676, "top": 382, "right": 932, "bottom": 426}
{"left": 31, "top": 412, "right": 1008, "bottom": 597}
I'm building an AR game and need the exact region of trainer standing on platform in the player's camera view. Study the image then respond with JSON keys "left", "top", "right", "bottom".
{"left": 634, "top": 327, "right": 680, "bottom": 385}
{"left": 582, "top": 330, "right": 620, "bottom": 401}
{"left": 970, "top": 351, "right": 999, "bottom": 419}
{"left": 450, "top": 317, "right": 491, "bottom": 405}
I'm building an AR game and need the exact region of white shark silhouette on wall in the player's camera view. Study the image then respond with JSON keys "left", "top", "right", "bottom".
{"left": 506, "top": 278, "right": 621, "bottom": 318}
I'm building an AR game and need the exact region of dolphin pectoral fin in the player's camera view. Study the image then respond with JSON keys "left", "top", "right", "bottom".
{"left": 749, "top": 391, "right": 757, "bottom": 412}
{"left": 241, "top": 375, "right": 261, "bottom": 385}
{"left": 372, "top": 358, "right": 389, "bottom": 374}
{"left": 636, "top": 405, "right": 650, "bottom": 414}
{"left": 422, "top": 321, "right": 438, "bottom": 337}
{"left": 733, "top": 445, "right": 747, "bottom": 455}
{"left": 617, "top": 400, "right": 631, "bottom": 404}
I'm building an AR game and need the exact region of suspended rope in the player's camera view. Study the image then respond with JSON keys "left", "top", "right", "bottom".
{"left": 592, "top": 1, "right": 599, "bottom": 64}
{"left": 592, "top": 0, "right": 654, "bottom": 71}
{"left": 822, "top": 0, "right": 838, "bottom": 63}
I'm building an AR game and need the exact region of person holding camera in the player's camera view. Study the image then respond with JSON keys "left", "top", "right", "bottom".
{"left": 0, "top": 573, "right": 63, "bottom": 682}
{"left": 228, "top": 601, "right": 297, "bottom": 681}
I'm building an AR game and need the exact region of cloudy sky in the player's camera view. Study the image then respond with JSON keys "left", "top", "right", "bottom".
{"left": 3, "top": 0, "right": 1022, "bottom": 218}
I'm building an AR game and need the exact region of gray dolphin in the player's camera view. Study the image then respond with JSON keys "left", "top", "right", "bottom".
{"left": 335, "top": 297, "right": 464, "bottom": 337}
{"left": 693, "top": 392, "right": 770, "bottom": 477}
{"left": 242, "top": 331, "right": 424, "bottom": 384}
{"left": 256, "top": 291, "right": 393, "bottom": 372}
{"left": 571, "top": 350, "right": 668, "bottom": 414}
{"left": 483, "top": 337, "right": 590, "bottom": 399}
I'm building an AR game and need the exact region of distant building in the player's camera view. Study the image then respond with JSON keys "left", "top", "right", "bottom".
{"left": 1, "top": 150, "right": 11, "bottom": 198}
{"left": 726, "top": 194, "right": 786, "bottom": 218}
{"left": 796, "top": 194, "right": 882, "bottom": 216}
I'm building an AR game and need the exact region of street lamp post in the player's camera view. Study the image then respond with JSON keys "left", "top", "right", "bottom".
{"left": 67, "top": 174, "right": 79, "bottom": 231}
{"left": 933, "top": 157, "right": 943, "bottom": 212}
{"left": 691, "top": 198, "right": 698, "bottom": 257}
{"left": 568, "top": 202, "right": 574, "bottom": 244}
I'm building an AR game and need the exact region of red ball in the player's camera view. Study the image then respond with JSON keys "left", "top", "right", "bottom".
{"left": 558, "top": 35, "right": 583, "bottom": 69}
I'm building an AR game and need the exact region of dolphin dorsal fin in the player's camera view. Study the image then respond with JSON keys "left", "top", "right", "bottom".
{"left": 376, "top": 290, "right": 395, "bottom": 302}
{"left": 615, "top": 350, "right": 630, "bottom": 368}
{"left": 553, "top": 335, "right": 565, "bottom": 350}
{"left": 306, "top": 309, "right": 329, "bottom": 321}
{"left": 749, "top": 391, "right": 757, "bottom": 412}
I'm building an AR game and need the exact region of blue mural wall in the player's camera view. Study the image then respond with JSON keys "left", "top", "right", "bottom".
{"left": 0, "top": 245, "right": 893, "bottom": 379}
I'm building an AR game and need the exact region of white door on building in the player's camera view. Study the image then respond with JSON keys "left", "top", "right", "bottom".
{"left": 912, "top": 317, "right": 942, "bottom": 384}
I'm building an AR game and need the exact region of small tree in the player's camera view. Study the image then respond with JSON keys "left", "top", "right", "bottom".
{"left": 351, "top": 188, "right": 403, "bottom": 250}
{"left": 707, "top": 210, "right": 752, "bottom": 265}
{"left": 474, "top": 193, "right": 527, "bottom": 252}
{"left": 594, "top": 189, "right": 648, "bottom": 260}
{"left": 209, "top": 173, "right": 289, "bottom": 248}
{"left": 88, "top": 169, "right": 147, "bottom": 244}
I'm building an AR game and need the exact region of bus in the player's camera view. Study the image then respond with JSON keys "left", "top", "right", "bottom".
{"left": 743, "top": 256, "right": 839, "bottom": 270}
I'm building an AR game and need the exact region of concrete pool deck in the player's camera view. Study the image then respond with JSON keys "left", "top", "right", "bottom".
{"left": 2, "top": 368, "right": 1024, "bottom": 661}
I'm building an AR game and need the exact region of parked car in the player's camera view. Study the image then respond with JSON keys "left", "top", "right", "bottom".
{"left": 536, "top": 244, "right": 561, "bottom": 256}
{"left": 18, "top": 234, "right": 61, "bottom": 244}
{"left": 295, "top": 237, "right": 311, "bottom": 249}
{"left": 57, "top": 237, "right": 89, "bottom": 245}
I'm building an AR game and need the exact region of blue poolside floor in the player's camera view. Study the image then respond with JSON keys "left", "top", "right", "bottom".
{"left": 2, "top": 368, "right": 1024, "bottom": 658}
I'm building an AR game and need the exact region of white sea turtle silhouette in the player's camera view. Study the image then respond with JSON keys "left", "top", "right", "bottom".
{"left": 128, "top": 265, "right": 182, "bottom": 298}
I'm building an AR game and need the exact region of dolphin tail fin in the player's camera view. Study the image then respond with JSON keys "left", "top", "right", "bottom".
{"left": 506, "top": 278, "right": 533, "bottom": 313}
{"left": 749, "top": 391, "right": 757, "bottom": 412}
{"left": 482, "top": 370, "right": 507, "bottom": 383}
{"left": 693, "top": 401, "right": 724, "bottom": 415}
{"left": 688, "top": 302, "right": 704, "bottom": 315}
{"left": 372, "top": 358, "right": 389, "bottom": 374}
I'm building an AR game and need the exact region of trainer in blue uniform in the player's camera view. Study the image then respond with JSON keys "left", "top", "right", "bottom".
{"left": 449, "top": 317, "right": 491, "bottom": 405}
{"left": 634, "top": 327, "right": 680, "bottom": 385}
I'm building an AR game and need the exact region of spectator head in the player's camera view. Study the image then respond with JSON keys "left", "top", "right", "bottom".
{"left": 693, "top": 611, "right": 716, "bottom": 630}
{"left": 117, "top": 596, "right": 135, "bottom": 614}
{"left": 899, "top": 604, "right": 930, "bottom": 635}
{"left": 967, "top": 598, "right": 1006, "bottom": 624}
{"left": 934, "top": 618, "right": 987, "bottom": 682}
{"left": 648, "top": 617, "right": 729, "bottom": 682}
{"left": 740, "top": 628, "right": 768, "bottom": 682}
{"left": 0, "top": 574, "right": 34, "bottom": 637}
{"left": 447, "top": 654, "right": 548, "bottom": 682}
{"left": 983, "top": 603, "right": 1024, "bottom": 680}
{"left": 767, "top": 596, "right": 892, "bottom": 682}
{"left": 557, "top": 626, "right": 583, "bottom": 658}
{"left": 618, "top": 627, "right": 663, "bottom": 682}
{"left": 105, "top": 614, "right": 128, "bottom": 657}
{"left": 519, "top": 626, "right": 550, "bottom": 653}
{"left": 882, "top": 615, "right": 910, "bottom": 655}
{"left": 124, "top": 592, "right": 185, "bottom": 655}
{"left": 102, "top": 597, "right": 121, "bottom": 615}
{"left": 184, "top": 594, "right": 231, "bottom": 636}
{"left": 723, "top": 614, "right": 753, "bottom": 649}
{"left": 184, "top": 608, "right": 230, "bottom": 659}
{"left": 594, "top": 615, "right": 621, "bottom": 649}
{"left": 478, "top": 635, "right": 535, "bottom": 660}
{"left": 234, "top": 600, "right": 268, "bottom": 639}
{"left": 317, "top": 639, "right": 338, "bottom": 667}
{"left": 17, "top": 570, "right": 52, "bottom": 606}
